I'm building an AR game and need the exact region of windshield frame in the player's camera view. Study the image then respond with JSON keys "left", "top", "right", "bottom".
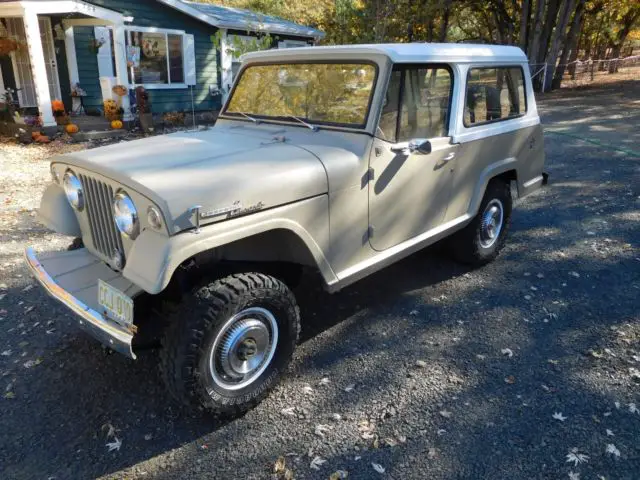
{"left": 219, "top": 60, "right": 380, "bottom": 131}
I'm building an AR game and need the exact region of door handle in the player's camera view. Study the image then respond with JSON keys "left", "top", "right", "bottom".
{"left": 443, "top": 152, "right": 456, "bottom": 161}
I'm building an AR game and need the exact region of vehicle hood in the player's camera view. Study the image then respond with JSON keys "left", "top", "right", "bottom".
{"left": 58, "top": 126, "right": 328, "bottom": 232}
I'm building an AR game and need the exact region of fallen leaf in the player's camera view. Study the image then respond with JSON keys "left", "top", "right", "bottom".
{"left": 329, "top": 470, "right": 348, "bottom": 480}
{"left": 605, "top": 444, "right": 620, "bottom": 458}
{"left": 344, "top": 384, "right": 355, "bottom": 392}
{"left": 274, "top": 456, "right": 286, "bottom": 474}
{"left": 501, "top": 348, "right": 514, "bottom": 358}
{"left": 106, "top": 437, "right": 122, "bottom": 452}
{"left": 371, "top": 463, "right": 385, "bottom": 474}
{"left": 415, "top": 359, "right": 427, "bottom": 368}
{"left": 318, "top": 377, "right": 330, "bottom": 386}
{"left": 281, "top": 406, "right": 296, "bottom": 416}
{"left": 1, "top": 350, "right": 11, "bottom": 356}
{"left": 302, "top": 385, "right": 314, "bottom": 395}
{"left": 505, "top": 375, "right": 516, "bottom": 384}
{"left": 568, "top": 271, "right": 580, "bottom": 278}
{"left": 552, "top": 412, "right": 567, "bottom": 422}
{"left": 309, "top": 456, "right": 326, "bottom": 470}
{"left": 101, "top": 423, "right": 116, "bottom": 438}
{"left": 628, "top": 403, "right": 638, "bottom": 415}
{"left": 4, "top": 391, "right": 15, "bottom": 399}
{"left": 566, "top": 450, "right": 589, "bottom": 466}
{"left": 314, "top": 424, "right": 332, "bottom": 438}
{"left": 439, "top": 410, "right": 452, "bottom": 418}
{"left": 606, "top": 429, "right": 614, "bottom": 436}
{"left": 568, "top": 472, "right": 580, "bottom": 480}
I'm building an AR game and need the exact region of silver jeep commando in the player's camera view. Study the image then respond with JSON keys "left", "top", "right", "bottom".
{"left": 26, "top": 43, "right": 545, "bottom": 415}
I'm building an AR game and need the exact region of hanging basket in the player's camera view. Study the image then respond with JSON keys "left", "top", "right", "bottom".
{"left": 0, "top": 38, "right": 19, "bottom": 56}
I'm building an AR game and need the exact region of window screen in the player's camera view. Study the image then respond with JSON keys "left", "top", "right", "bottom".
{"left": 464, "top": 67, "right": 526, "bottom": 126}
{"left": 376, "top": 66, "right": 452, "bottom": 143}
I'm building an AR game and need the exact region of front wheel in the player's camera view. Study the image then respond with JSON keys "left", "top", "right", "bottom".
{"left": 159, "top": 272, "right": 300, "bottom": 416}
{"left": 449, "top": 179, "right": 512, "bottom": 266}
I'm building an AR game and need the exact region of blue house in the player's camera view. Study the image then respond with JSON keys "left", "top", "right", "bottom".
{"left": 0, "top": 0, "right": 323, "bottom": 127}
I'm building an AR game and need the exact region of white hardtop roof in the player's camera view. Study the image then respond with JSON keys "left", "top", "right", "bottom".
{"left": 242, "top": 43, "right": 528, "bottom": 64}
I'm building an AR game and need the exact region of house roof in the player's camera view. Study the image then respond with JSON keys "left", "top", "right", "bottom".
{"left": 156, "top": 0, "right": 324, "bottom": 39}
{"left": 242, "top": 43, "right": 528, "bottom": 64}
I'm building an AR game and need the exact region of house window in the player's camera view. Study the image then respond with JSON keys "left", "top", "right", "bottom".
{"left": 126, "top": 28, "right": 187, "bottom": 86}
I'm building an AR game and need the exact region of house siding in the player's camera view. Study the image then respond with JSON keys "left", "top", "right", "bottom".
{"left": 75, "top": 0, "right": 220, "bottom": 113}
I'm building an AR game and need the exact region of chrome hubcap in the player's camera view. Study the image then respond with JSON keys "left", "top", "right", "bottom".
{"left": 479, "top": 199, "right": 504, "bottom": 248}
{"left": 209, "top": 307, "right": 278, "bottom": 390}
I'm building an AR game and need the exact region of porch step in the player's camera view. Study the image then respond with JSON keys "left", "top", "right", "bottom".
{"left": 68, "top": 115, "right": 113, "bottom": 131}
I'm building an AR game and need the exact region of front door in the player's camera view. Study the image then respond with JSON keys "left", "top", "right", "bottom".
{"left": 39, "top": 17, "right": 62, "bottom": 101}
{"left": 368, "top": 64, "right": 457, "bottom": 251}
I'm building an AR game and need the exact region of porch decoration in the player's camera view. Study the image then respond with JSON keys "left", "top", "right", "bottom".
{"left": 103, "top": 99, "right": 123, "bottom": 122}
{"left": 51, "top": 99, "right": 69, "bottom": 125}
{"left": 135, "top": 86, "right": 154, "bottom": 134}
{"left": 0, "top": 37, "right": 19, "bottom": 56}
{"left": 88, "top": 37, "right": 105, "bottom": 54}
{"left": 111, "top": 120, "right": 123, "bottom": 129}
{"left": 65, "top": 124, "right": 79, "bottom": 134}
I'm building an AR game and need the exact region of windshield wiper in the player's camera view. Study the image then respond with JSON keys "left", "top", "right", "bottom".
{"left": 287, "top": 115, "right": 318, "bottom": 132}
{"left": 234, "top": 111, "right": 260, "bottom": 124}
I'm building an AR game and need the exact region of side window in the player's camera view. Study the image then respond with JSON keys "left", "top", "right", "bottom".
{"left": 464, "top": 67, "right": 526, "bottom": 126}
{"left": 376, "top": 65, "right": 453, "bottom": 143}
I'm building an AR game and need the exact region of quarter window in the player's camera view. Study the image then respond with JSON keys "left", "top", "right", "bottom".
{"left": 127, "top": 30, "right": 186, "bottom": 85}
{"left": 376, "top": 65, "right": 453, "bottom": 143}
{"left": 464, "top": 67, "right": 526, "bottom": 126}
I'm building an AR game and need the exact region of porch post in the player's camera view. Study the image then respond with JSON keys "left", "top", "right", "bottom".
{"left": 112, "top": 23, "right": 132, "bottom": 121}
{"left": 22, "top": 8, "right": 55, "bottom": 127}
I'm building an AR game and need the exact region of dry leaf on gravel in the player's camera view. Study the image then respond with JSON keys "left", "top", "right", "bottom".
{"left": 302, "top": 385, "right": 314, "bottom": 395}
{"left": 371, "top": 463, "right": 385, "bottom": 474}
{"left": 415, "top": 359, "right": 427, "bottom": 368}
{"left": 501, "top": 348, "right": 514, "bottom": 358}
{"left": 344, "top": 384, "right": 355, "bottom": 392}
{"left": 605, "top": 444, "right": 621, "bottom": 458}
{"left": 568, "top": 472, "right": 580, "bottom": 480}
{"left": 329, "top": 470, "right": 348, "bottom": 480}
{"left": 318, "top": 377, "right": 330, "bottom": 386}
{"left": 439, "top": 410, "right": 452, "bottom": 418}
{"left": 606, "top": 429, "right": 615, "bottom": 436}
{"left": 552, "top": 412, "right": 567, "bottom": 422}
{"left": 274, "top": 456, "right": 286, "bottom": 474}
{"left": 105, "top": 437, "right": 122, "bottom": 452}
{"left": 314, "top": 424, "right": 332, "bottom": 438}
{"left": 309, "top": 456, "right": 326, "bottom": 470}
{"left": 281, "top": 407, "right": 296, "bottom": 416}
{"left": 565, "top": 450, "right": 589, "bottom": 466}
{"left": 505, "top": 375, "right": 516, "bottom": 384}
{"left": 629, "top": 403, "right": 639, "bottom": 414}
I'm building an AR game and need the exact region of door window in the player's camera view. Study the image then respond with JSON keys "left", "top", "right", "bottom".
{"left": 464, "top": 67, "right": 526, "bottom": 126}
{"left": 376, "top": 65, "right": 453, "bottom": 143}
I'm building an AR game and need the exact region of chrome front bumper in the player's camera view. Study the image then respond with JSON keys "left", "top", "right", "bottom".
{"left": 24, "top": 247, "right": 140, "bottom": 359}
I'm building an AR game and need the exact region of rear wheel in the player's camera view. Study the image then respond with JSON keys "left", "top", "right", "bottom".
{"left": 449, "top": 179, "right": 512, "bottom": 266}
{"left": 159, "top": 272, "right": 300, "bottom": 416}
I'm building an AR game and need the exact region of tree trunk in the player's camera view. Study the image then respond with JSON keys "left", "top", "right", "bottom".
{"left": 519, "top": 0, "right": 531, "bottom": 51}
{"left": 552, "top": 0, "right": 585, "bottom": 89}
{"left": 543, "top": 0, "right": 577, "bottom": 91}
{"left": 528, "top": 0, "right": 546, "bottom": 65}
{"left": 438, "top": 0, "right": 452, "bottom": 42}
{"left": 537, "top": 0, "right": 562, "bottom": 64}
{"left": 607, "top": 7, "right": 640, "bottom": 73}
{"left": 568, "top": 27, "right": 583, "bottom": 78}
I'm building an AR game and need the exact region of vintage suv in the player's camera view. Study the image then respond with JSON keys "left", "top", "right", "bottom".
{"left": 26, "top": 43, "right": 545, "bottom": 415}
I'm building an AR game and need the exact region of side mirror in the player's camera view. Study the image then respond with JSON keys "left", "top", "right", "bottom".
{"left": 408, "top": 139, "right": 432, "bottom": 155}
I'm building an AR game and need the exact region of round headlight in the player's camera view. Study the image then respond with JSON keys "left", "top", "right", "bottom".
{"left": 147, "top": 206, "right": 163, "bottom": 230}
{"left": 113, "top": 191, "right": 139, "bottom": 239}
{"left": 63, "top": 170, "right": 84, "bottom": 211}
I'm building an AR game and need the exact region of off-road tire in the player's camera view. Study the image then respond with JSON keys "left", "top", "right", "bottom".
{"left": 159, "top": 272, "right": 300, "bottom": 416}
{"left": 449, "top": 179, "right": 512, "bottom": 266}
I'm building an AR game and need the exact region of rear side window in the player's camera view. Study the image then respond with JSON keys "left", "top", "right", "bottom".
{"left": 464, "top": 67, "right": 526, "bottom": 127}
{"left": 377, "top": 65, "right": 453, "bottom": 143}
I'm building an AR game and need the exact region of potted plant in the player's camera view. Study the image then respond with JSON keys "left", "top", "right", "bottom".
{"left": 135, "top": 86, "right": 153, "bottom": 134}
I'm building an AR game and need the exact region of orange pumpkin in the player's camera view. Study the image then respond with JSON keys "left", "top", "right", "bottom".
{"left": 111, "top": 120, "right": 123, "bottom": 129}
{"left": 31, "top": 131, "right": 42, "bottom": 140}
{"left": 35, "top": 135, "right": 50, "bottom": 143}
{"left": 65, "top": 124, "right": 79, "bottom": 134}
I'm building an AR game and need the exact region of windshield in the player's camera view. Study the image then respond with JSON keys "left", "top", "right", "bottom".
{"left": 225, "top": 63, "right": 377, "bottom": 128}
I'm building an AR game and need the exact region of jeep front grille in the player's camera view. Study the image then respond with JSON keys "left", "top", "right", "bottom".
{"left": 79, "top": 175, "right": 125, "bottom": 261}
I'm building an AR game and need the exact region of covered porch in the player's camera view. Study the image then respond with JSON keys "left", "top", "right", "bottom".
{"left": 0, "top": 0, "right": 131, "bottom": 128}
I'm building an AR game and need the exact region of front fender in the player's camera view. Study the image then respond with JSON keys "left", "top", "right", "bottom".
{"left": 37, "top": 184, "right": 81, "bottom": 237}
{"left": 123, "top": 195, "right": 337, "bottom": 294}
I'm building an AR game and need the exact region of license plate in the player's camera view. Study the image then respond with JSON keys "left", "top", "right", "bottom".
{"left": 98, "top": 279, "right": 133, "bottom": 326}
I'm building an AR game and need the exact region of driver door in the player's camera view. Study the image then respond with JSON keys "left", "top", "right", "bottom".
{"left": 368, "top": 64, "right": 457, "bottom": 251}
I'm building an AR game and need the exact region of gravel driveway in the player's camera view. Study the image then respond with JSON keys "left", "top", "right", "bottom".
{"left": 1, "top": 80, "right": 638, "bottom": 480}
